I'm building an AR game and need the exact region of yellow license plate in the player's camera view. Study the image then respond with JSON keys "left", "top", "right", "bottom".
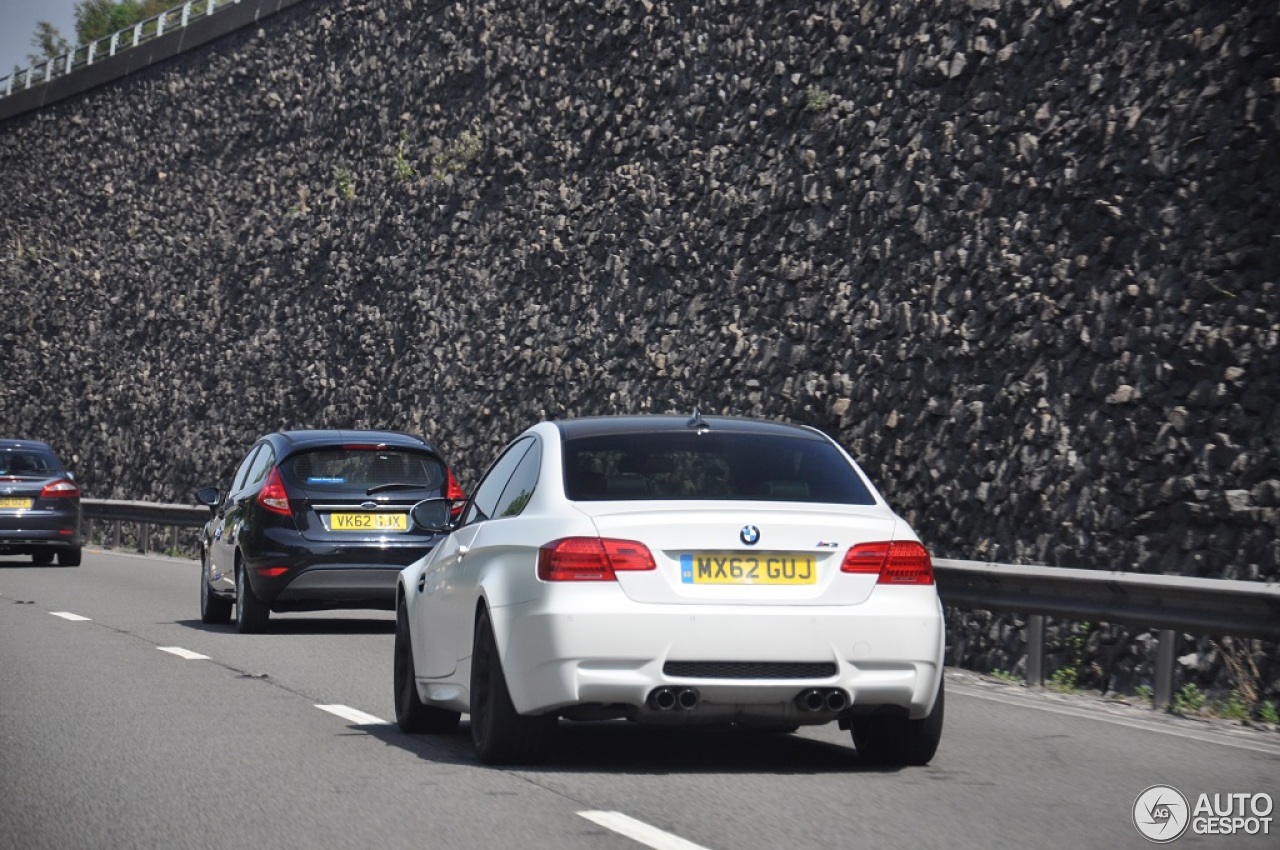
{"left": 680, "top": 552, "right": 817, "bottom": 585}
{"left": 329, "top": 512, "right": 408, "bottom": 531}
{"left": 0, "top": 497, "right": 33, "bottom": 509}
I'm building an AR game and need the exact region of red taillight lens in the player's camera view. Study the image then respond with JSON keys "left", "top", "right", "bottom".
{"left": 537, "top": 537, "right": 656, "bottom": 581}
{"left": 841, "top": 541, "right": 934, "bottom": 585}
{"left": 40, "top": 479, "right": 80, "bottom": 498}
{"left": 255, "top": 566, "right": 290, "bottom": 578}
{"left": 256, "top": 467, "right": 291, "bottom": 516}
{"left": 445, "top": 468, "right": 466, "bottom": 518}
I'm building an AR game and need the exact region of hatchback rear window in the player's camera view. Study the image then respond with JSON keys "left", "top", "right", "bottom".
{"left": 280, "top": 448, "right": 445, "bottom": 493}
{"left": 562, "top": 432, "right": 876, "bottom": 504}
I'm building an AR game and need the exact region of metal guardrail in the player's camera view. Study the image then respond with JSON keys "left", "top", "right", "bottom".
{"left": 934, "top": 558, "right": 1280, "bottom": 709}
{"left": 1, "top": 0, "right": 242, "bottom": 99}
{"left": 80, "top": 500, "right": 1280, "bottom": 708}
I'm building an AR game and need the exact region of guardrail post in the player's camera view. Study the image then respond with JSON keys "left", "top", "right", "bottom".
{"left": 110, "top": 32, "right": 119, "bottom": 57}
{"left": 1025, "top": 614, "right": 1046, "bottom": 687}
{"left": 112, "top": 521, "right": 121, "bottom": 549}
{"left": 1153, "top": 629, "right": 1178, "bottom": 710}
{"left": 138, "top": 522, "right": 150, "bottom": 554}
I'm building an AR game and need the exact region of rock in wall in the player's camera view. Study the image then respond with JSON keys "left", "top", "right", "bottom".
{"left": 0, "top": 0, "right": 1276, "bottom": 586}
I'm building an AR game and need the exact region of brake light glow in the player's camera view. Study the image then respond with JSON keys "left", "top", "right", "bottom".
{"left": 256, "top": 468, "right": 291, "bottom": 516}
{"left": 40, "top": 479, "right": 80, "bottom": 498}
{"left": 841, "top": 541, "right": 934, "bottom": 585}
{"left": 537, "top": 537, "right": 656, "bottom": 581}
{"left": 445, "top": 468, "right": 466, "bottom": 518}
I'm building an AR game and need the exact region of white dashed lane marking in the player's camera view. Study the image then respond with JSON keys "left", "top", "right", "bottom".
{"left": 157, "top": 646, "right": 210, "bottom": 660}
{"left": 50, "top": 611, "right": 91, "bottom": 621}
{"left": 578, "top": 811, "right": 713, "bottom": 850}
{"left": 315, "top": 704, "right": 389, "bottom": 726}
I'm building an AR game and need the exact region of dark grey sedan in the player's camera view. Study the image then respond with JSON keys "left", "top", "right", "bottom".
{"left": 0, "top": 439, "right": 83, "bottom": 566}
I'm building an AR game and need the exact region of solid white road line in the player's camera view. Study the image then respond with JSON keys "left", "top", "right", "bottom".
{"left": 578, "top": 811, "right": 712, "bottom": 850}
{"left": 950, "top": 682, "right": 1280, "bottom": 757}
{"left": 315, "top": 704, "right": 390, "bottom": 726}
{"left": 157, "top": 646, "right": 210, "bottom": 660}
{"left": 50, "top": 611, "right": 90, "bottom": 621}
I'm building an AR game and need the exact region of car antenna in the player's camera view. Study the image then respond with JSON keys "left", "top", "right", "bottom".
{"left": 686, "top": 408, "right": 710, "bottom": 431}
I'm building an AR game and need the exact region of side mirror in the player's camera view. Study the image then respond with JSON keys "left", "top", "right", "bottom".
{"left": 194, "top": 487, "right": 220, "bottom": 512}
{"left": 411, "top": 498, "right": 454, "bottom": 532}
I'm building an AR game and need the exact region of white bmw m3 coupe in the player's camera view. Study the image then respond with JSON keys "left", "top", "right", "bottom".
{"left": 394, "top": 414, "right": 945, "bottom": 765}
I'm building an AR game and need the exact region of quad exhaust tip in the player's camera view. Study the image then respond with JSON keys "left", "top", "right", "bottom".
{"left": 648, "top": 686, "right": 700, "bottom": 711}
{"left": 796, "top": 688, "right": 849, "bottom": 712}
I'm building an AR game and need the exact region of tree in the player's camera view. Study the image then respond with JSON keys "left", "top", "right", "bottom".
{"left": 75, "top": 0, "right": 145, "bottom": 45}
{"left": 28, "top": 21, "right": 71, "bottom": 64}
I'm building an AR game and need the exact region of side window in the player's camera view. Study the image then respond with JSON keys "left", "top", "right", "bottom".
{"left": 493, "top": 440, "right": 541, "bottom": 519}
{"left": 240, "top": 445, "right": 276, "bottom": 495}
{"left": 229, "top": 446, "right": 263, "bottom": 495}
{"left": 463, "top": 438, "right": 533, "bottom": 526}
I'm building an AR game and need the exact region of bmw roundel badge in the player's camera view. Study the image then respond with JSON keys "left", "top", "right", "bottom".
{"left": 740, "top": 525, "right": 761, "bottom": 546}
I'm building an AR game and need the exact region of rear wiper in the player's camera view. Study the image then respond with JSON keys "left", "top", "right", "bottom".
{"left": 366, "top": 482, "right": 425, "bottom": 495}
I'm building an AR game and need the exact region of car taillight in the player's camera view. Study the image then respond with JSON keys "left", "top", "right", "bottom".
{"left": 445, "top": 468, "right": 466, "bottom": 518}
{"left": 40, "top": 479, "right": 79, "bottom": 498}
{"left": 840, "top": 541, "right": 934, "bottom": 585}
{"left": 257, "top": 468, "right": 291, "bottom": 516}
{"left": 537, "top": 537, "right": 656, "bottom": 581}
{"left": 255, "top": 566, "right": 290, "bottom": 577}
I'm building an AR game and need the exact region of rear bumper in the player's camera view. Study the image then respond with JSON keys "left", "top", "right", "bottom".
{"left": 491, "top": 585, "right": 945, "bottom": 722}
{"left": 242, "top": 532, "right": 434, "bottom": 610}
{"left": 269, "top": 566, "right": 401, "bottom": 611}
{"left": 0, "top": 513, "right": 83, "bottom": 554}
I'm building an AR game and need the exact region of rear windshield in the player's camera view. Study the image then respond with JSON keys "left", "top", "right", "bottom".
{"left": 562, "top": 431, "right": 876, "bottom": 504}
{"left": 280, "top": 448, "right": 445, "bottom": 494}
{"left": 0, "top": 450, "right": 61, "bottom": 476}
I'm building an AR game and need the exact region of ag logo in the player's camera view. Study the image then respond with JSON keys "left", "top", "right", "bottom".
{"left": 1134, "top": 785, "right": 1190, "bottom": 843}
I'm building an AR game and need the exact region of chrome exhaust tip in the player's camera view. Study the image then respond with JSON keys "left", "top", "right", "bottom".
{"left": 796, "top": 689, "right": 826, "bottom": 712}
{"left": 675, "top": 687, "right": 700, "bottom": 710}
{"left": 648, "top": 687, "right": 677, "bottom": 711}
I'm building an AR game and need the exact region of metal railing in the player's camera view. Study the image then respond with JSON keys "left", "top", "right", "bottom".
{"left": 934, "top": 559, "right": 1280, "bottom": 709}
{"left": 80, "top": 499, "right": 1280, "bottom": 709}
{"left": 1, "top": 0, "right": 242, "bottom": 99}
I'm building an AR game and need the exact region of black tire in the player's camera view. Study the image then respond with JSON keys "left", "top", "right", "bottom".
{"left": 57, "top": 547, "right": 81, "bottom": 567}
{"left": 469, "top": 609, "right": 554, "bottom": 765}
{"left": 32, "top": 552, "right": 54, "bottom": 566}
{"left": 200, "top": 553, "right": 232, "bottom": 625}
{"left": 395, "top": 599, "right": 460, "bottom": 734}
{"left": 235, "top": 563, "right": 270, "bottom": 634}
{"left": 851, "top": 677, "right": 944, "bottom": 766}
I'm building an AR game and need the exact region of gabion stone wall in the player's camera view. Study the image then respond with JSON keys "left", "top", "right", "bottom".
{"left": 1, "top": 0, "right": 1276, "bottom": 585}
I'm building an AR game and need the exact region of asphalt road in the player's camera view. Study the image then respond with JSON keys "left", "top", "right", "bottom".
{"left": 2, "top": 549, "right": 1276, "bottom": 850}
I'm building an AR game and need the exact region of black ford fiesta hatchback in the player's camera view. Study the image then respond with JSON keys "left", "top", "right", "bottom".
{"left": 195, "top": 429, "right": 465, "bottom": 633}
{"left": 0, "top": 439, "right": 82, "bottom": 566}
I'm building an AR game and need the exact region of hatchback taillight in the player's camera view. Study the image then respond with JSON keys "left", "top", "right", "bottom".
{"left": 840, "top": 541, "right": 934, "bottom": 585}
{"left": 537, "top": 537, "right": 656, "bottom": 581}
{"left": 40, "top": 479, "right": 79, "bottom": 499}
{"left": 445, "top": 468, "right": 466, "bottom": 518}
{"left": 257, "top": 468, "right": 291, "bottom": 516}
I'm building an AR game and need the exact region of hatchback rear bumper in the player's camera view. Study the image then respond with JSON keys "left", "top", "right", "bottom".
{"left": 269, "top": 566, "right": 401, "bottom": 611}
